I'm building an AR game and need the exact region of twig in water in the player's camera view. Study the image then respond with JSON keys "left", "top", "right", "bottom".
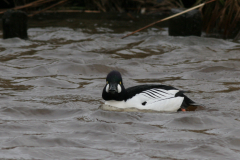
{"left": 121, "top": 0, "right": 216, "bottom": 39}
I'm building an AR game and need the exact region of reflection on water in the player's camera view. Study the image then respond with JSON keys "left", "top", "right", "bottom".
{"left": 0, "top": 16, "right": 240, "bottom": 159}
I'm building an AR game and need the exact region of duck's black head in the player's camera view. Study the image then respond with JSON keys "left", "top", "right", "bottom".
{"left": 102, "top": 70, "right": 126, "bottom": 101}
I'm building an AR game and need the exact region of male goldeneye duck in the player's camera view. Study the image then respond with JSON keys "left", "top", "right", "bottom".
{"left": 102, "top": 70, "right": 199, "bottom": 112}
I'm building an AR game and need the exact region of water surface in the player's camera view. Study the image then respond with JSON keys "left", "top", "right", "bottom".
{"left": 0, "top": 16, "right": 240, "bottom": 159}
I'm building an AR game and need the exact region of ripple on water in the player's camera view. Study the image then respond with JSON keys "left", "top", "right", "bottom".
{"left": 0, "top": 20, "right": 240, "bottom": 159}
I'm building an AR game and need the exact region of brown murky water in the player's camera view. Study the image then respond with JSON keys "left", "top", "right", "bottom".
{"left": 0, "top": 15, "right": 240, "bottom": 159}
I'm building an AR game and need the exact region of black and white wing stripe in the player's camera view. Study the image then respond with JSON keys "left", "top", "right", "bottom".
{"left": 140, "top": 88, "right": 179, "bottom": 100}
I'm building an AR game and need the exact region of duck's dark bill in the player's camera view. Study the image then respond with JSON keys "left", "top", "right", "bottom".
{"left": 108, "top": 83, "right": 118, "bottom": 94}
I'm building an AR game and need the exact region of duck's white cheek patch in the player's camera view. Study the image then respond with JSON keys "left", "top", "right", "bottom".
{"left": 106, "top": 84, "right": 109, "bottom": 93}
{"left": 117, "top": 84, "right": 122, "bottom": 93}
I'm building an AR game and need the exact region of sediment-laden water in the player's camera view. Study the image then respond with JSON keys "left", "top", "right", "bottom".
{"left": 0, "top": 16, "right": 240, "bottom": 159}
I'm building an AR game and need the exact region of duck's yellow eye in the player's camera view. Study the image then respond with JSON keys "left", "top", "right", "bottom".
{"left": 106, "top": 81, "right": 108, "bottom": 84}
{"left": 120, "top": 81, "right": 121, "bottom": 85}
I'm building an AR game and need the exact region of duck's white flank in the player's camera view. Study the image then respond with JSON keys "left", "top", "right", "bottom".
{"left": 104, "top": 89, "right": 184, "bottom": 112}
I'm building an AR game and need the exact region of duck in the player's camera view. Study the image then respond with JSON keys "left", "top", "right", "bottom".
{"left": 102, "top": 70, "right": 199, "bottom": 112}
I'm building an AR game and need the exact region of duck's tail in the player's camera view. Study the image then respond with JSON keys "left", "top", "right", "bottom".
{"left": 176, "top": 91, "right": 204, "bottom": 111}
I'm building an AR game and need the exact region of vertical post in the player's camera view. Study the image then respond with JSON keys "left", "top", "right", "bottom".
{"left": 168, "top": 9, "right": 202, "bottom": 37}
{"left": 2, "top": 10, "right": 28, "bottom": 39}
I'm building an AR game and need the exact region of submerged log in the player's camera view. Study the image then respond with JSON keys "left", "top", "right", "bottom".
{"left": 2, "top": 10, "right": 28, "bottom": 39}
{"left": 168, "top": 8, "right": 202, "bottom": 37}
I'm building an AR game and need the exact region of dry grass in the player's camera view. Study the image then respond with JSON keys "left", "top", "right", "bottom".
{"left": 202, "top": 0, "right": 240, "bottom": 39}
{"left": 0, "top": 0, "right": 179, "bottom": 15}
{"left": 0, "top": 0, "right": 76, "bottom": 16}
{"left": 79, "top": 0, "right": 180, "bottom": 13}
{"left": 1, "top": 0, "right": 240, "bottom": 39}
